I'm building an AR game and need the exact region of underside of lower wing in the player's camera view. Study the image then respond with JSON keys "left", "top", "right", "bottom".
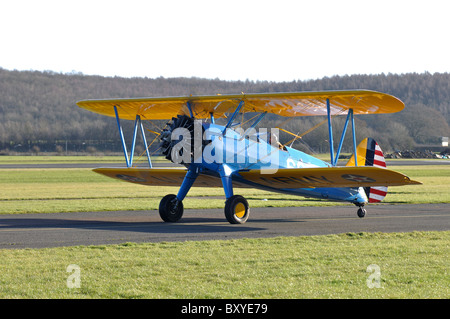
{"left": 93, "top": 167, "right": 214, "bottom": 186}
{"left": 92, "top": 167, "right": 251, "bottom": 188}
{"left": 94, "top": 166, "right": 421, "bottom": 190}
{"left": 236, "top": 166, "right": 421, "bottom": 189}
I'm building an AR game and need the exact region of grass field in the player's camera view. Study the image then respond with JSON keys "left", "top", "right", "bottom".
{"left": 0, "top": 157, "right": 449, "bottom": 299}
{"left": 0, "top": 155, "right": 166, "bottom": 164}
{"left": 0, "top": 164, "right": 448, "bottom": 214}
{"left": 0, "top": 232, "right": 448, "bottom": 298}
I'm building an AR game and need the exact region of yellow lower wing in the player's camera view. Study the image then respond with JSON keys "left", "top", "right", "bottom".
{"left": 237, "top": 166, "right": 421, "bottom": 189}
{"left": 93, "top": 168, "right": 250, "bottom": 188}
{"left": 93, "top": 166, "right": 421, "bottom": 190}
{"left": 93, "top": 168, "right": 215, "bottom": 187}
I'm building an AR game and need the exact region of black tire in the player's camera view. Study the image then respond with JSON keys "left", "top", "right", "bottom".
{"left": 159, "top": 194, "right": 183, "bottom": 222}
{"left": 224, "top": 195, "right": 249, "bottom": 224}
{"left": 357, "top": 207, "right": 366, "bottom": 218}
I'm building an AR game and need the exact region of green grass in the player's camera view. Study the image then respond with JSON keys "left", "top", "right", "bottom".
{"left": 0, "top": 165, "right": 448, "bottom": 214}
{"left": 0, "top": 155, "right": 168, "bottom": 164}
{"left": 0, "top": 232, "right": 448, "bottom": 298}
{"left": 383, "top": 165, "right": 450, "bottom": 204}
{"left": 0, "top": 168, "right": 334, "bottom": 214}
{"left": 0, "top": 158, "right": 448, "bottom": 299}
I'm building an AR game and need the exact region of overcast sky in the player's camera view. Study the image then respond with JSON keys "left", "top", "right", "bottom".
{"left": 1, "top": 0, "right": 449, "bottom": 82}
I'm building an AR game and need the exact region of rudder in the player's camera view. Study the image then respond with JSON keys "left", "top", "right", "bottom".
{"left": 346, "top": 138, "right": 388, "bottom": 203}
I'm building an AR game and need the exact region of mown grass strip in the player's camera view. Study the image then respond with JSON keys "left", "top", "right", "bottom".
{"left": 0, "top": 165, "right": 450, "bottom": 214}
{"left": 0, "top": 155, "right": 168, "bottom": 165}
{"left": 0, "top": 231, "right": 448, "bottom": 299}
{"left": 0, "top": 165, "right": 448, "bottom": 214}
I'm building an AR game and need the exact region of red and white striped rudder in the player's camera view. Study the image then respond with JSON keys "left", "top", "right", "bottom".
{"left": 346, "top": 138, "right": 388, "bottom": 203}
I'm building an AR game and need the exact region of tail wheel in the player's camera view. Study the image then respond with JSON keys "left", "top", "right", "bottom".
{"left": 357, "top": 207, "right": 366, "bottom": 218}
{"left": 224, "top": 195, "right": 249, "bottom": 224}
{"left": 159, "top": 194, "right": 184, "bottom": 222}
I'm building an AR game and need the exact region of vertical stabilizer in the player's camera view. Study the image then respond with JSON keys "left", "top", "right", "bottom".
{"left": 346, "top": 138, "right": 388, "bottom": 202}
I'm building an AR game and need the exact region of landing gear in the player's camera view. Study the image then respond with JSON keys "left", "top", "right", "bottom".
{"left": 357, "top": 206, "right": 366, "bottom": 218}
{"left": 224, "top": 195, "right": 249, "bottom": 224}
{"left": 159, "top": 194, "right": 184, "bottom": 222}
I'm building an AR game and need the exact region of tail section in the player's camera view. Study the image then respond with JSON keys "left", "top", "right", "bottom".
{"left": 346, "top": 138, "right": 388, "bottom": 203}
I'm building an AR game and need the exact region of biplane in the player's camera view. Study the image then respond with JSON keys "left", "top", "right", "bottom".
{"left": 77, "top": 90, "right": 421, "bottom": 224}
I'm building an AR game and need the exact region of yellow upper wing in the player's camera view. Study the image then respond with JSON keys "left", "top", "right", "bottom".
{"left": 77, "top": 90, "right": 404, "bottom": 121}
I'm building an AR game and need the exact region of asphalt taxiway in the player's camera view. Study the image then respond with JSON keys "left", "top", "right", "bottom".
{"left": 1, "top": 159, "right": 448, "bottom": 249}
{"left": 0, "top": 159, "right": 449, "bottom": 169}
{"left": 0, "top": 204, "right": 448, "bottom": 249}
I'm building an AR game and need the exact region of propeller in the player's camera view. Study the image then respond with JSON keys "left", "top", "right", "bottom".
{"left": 159, "top": 115, "right": 196, "bottom": 164}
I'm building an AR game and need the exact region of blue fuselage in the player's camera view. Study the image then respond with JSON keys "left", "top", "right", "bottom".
{"left": 188, "top": 123, "right": 368, "bottom": 205}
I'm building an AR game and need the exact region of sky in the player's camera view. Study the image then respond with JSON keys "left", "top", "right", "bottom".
{"left": 1, "top": 0, "right": 449, "bottom": 82}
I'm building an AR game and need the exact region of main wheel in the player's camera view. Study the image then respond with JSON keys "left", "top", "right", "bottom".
{"left": 357, "top": 207, "right": 366, "bottom": 218}
{"left": 224, "top": 195, "right": 249, "bottom": 224}
{"left": 159, "top": 194, "right": 183, "bottom": 222}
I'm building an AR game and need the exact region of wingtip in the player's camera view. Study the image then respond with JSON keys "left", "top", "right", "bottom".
{"left": 406, "top": 178, "right": 422, "bottom": 185}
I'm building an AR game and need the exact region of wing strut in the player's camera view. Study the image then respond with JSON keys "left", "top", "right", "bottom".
{"left": 224, "top": 100, "right": 244, "bottom": 132}
{"left": 114, "top": 106, "right": 152, "bottom": 168}
{"left": 326, "top": 99, "right": 335, "bottom": 165}
{"left": 186, "top": 101, "right": 194, "bottom": 118}
{"left": 326, "top": 100, "right": 358, "bottom": 167}
{"left": 350, "top": 109, "right": 358, "bottom": 166}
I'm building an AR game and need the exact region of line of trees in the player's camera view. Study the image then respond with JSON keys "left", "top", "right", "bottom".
{"left": 0, "top": 68, "right": 449, "bottom": 154}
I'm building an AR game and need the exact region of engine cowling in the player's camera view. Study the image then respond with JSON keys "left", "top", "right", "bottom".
{"left": 159, "top": 115, "right": 208, "bottom": 164}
